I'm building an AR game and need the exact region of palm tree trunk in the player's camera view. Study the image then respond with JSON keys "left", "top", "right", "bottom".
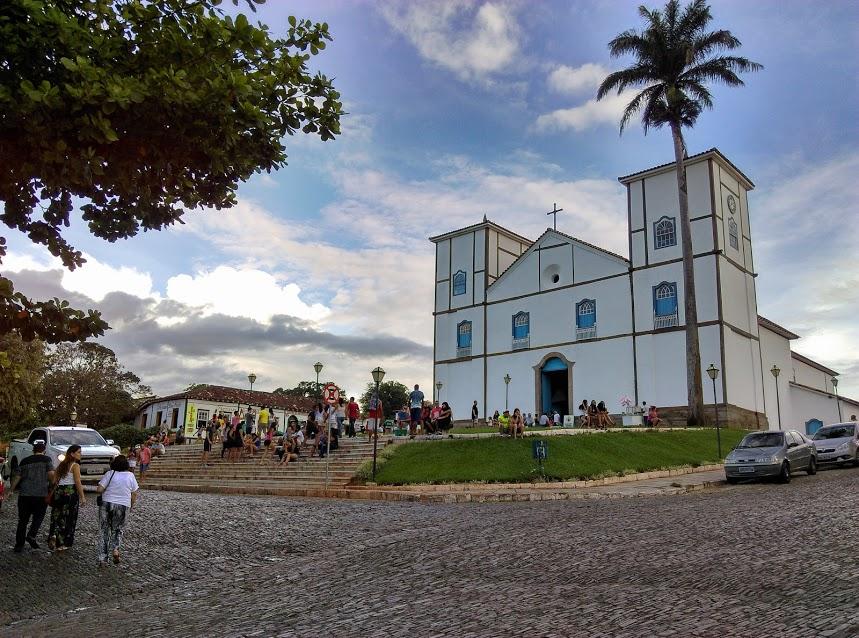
{"left": 670, "top": 122, "right": 705, "bottom": 426}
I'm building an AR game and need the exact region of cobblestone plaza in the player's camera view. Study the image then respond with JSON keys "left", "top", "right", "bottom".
{"left": 2, "top": 469, "right": 857, "bottom": 637}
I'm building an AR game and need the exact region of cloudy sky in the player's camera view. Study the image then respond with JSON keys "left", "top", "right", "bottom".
{"left": 3, "top": 0, "right": 858, "bottom": 401}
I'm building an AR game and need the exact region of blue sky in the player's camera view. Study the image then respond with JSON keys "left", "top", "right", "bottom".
{"left": 4, "top": 0, "right": 858, "bottom": 404}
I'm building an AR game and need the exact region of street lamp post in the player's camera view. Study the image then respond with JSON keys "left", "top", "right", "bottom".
{"left": 70, "top": 409, "right": 78, "bottom": 428}
{"left": 706, "top": 364, "right": 721, "bottom": 459}
{"left": 770, "top": 365, "right": 782, "bottom": 430}
{"left": 436, "top": 381, "right": 442, "bottom": 401}
{"left": 248, "top": 372, "right": 257, "bottom": 392}
{"left": 371, "top": 366, "right": 386, "bottom": 480}
{"left": 832, "top": 377, "right": 842, "bottom": 422}
{"left": 504, "top": 374, "right": 511, "bottom": 411}
{"left": 314, "top": 362, "right": 324, "bottom": 398}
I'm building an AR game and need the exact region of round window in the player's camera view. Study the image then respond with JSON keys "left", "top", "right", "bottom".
{"left": 542, "top": 264, "right": 561, "bottom": 287}
{"left": 552, "top": 274, "right": 560, "bottom": 283}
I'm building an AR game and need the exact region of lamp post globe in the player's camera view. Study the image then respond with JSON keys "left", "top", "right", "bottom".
{"left": 503, "top": 374, "right": 511, "bottom": 411}
{"left": 371, "top": 366, "right": 385, "bottom": 480}
{"left": 248, "top": 372, "right": 257, "bottom": 392}
{"left": 314, "top": 362, "right": 324, "bottom": 397}
{"left": 770, "top": 365, "right": 782, "bottom": 430}
{"left": 70, "top": 409, "right": 77, "bottom": 426}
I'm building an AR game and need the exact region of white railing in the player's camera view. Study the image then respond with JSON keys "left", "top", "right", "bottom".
{"left": 653, "top": 312, "right": 678, "bottom": 329}
{"left": 576, "top": 325, "right": 597, "bottom": 340}
{"left": 456, "top": 346, "right": 472, "bottom": 358}
{"left": 512, "top": 335, "right": 530, "bottom": 350}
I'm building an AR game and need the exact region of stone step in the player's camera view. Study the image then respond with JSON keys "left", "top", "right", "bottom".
{"left": 141, "top": 478, "right": 353, "bottom": 490}
{"left": 145, "top": 470, "right": 359, "bottom": 480}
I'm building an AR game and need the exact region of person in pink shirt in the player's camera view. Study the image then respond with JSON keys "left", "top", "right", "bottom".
{"left": 138, "top": 443, "right": 152, "bottom": 481}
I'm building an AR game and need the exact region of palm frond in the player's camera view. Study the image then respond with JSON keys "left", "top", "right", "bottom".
{"left": 607, "top": 30, "right": 648, "bottom": 58}
{"left": 691, "top": 30, "right": 742, "bottom": 60}
{"left": 597, "top": 64, "right": 657, "bottom": 99}
{"left": 681, "top": 56, "right": 762, "bottom": 85}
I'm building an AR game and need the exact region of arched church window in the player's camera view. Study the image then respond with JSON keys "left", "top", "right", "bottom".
{"left": 512, "top": 312, "right": 530, "bottom": 350}
{"left": 654, "top": 216, "right": 676, "bottom": 249}
{"left": 653, "top": 282, "right": 678, "bottom": 328}
{"left": 576, "top": 299, "right": 597, "bottom": 339}
{"left": 456, "top": 321, "right": 472, "bottom": 357}
{"left": 728, "top": 218, "right": 739, "bottom": 250}
{"left": 452, "top": 270, "right": 467, "bottom": 296}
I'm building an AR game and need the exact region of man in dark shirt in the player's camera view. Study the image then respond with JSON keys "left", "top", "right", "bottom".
{"left": 10, "top": 441, "right": 55, "bottom": 552}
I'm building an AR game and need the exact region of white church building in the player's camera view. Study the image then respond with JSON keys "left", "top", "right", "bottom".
{"left": 431, "top": 149, "right": 858, "bottom": 433}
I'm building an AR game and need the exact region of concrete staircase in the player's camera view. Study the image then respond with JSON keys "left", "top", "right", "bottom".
{"left": 141, "top": 437, "right": 390, "bottom": 497}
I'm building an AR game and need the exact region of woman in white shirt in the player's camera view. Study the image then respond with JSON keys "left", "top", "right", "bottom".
{"left": 96, "top": 455, "right": 139, "bottom": 566}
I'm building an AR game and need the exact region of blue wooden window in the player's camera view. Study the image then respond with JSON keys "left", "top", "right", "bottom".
{"left": 512, "top": 312, "right": 530, "bottom": 338}
{"left": 653, "top": 282, "right": 678, "bottom": 316}
{"left": 452, "top": 270, "right": 467, "bottom": 296}
{"left": 456, "top": 321, "right": 472, "bottom": 349}
{"left": 728, "top": 218, "right": 739, "bottom": 250}
{"left": 654, "top": 216, "right": 676, "bottom": 249}
{"left": 576, "top": 299, "right": 596, "bottom": 328}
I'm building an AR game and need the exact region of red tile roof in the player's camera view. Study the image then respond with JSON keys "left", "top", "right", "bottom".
{"left": 138, "top": 385, "right": 315, "bottom": 413}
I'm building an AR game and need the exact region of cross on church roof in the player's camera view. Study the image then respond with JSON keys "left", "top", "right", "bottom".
{"left": 547, "top": 203, "right": 563, "bottom": 231}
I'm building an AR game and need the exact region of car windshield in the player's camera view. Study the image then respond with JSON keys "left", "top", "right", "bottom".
{"left": 738, "top": 432, "right": 784, "bottom": 448}
{"left": 50, "top": 430, "right": 109, "bottom": 447}
{"left": 813, "top": 426, "right": 855, "bottom": 440}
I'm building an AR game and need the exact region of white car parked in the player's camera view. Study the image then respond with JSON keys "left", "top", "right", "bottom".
{"left": 811, "top": 422, "right": 859, "bottom": 466}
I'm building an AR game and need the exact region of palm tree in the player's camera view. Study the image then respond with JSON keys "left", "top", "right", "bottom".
{"left": 597, "top": 0, "right": 761, "bottom": 426}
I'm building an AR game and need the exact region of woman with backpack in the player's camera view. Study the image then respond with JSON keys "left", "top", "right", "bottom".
{"left": 96, "top": 455, "right": 139, "bottom": 566}
{"left": 47, "top": 444, "right": 86, "bottom": 551}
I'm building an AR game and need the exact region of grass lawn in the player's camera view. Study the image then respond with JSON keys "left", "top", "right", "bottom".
{"left": 449, "top": 426, "right": 551, "bottom": 435}
{"left": 373, "top": 428, "right": 747, "bottom": 485}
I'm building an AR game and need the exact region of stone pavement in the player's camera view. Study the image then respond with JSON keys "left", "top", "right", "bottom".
{"left": 1, "top": 466, "right": 857, "bottom": 637}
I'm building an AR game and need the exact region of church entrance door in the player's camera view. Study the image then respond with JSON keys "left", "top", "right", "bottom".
{"left": 540, "top": 357, "right": 569, "bottom": 418}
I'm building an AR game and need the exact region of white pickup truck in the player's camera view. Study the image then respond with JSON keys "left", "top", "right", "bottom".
{"left": 2, "top": 426, "right": 120, "bottom": 488}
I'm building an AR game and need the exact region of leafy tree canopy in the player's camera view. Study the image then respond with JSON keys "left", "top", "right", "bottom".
{"left": 0, "top": 0, "right": 342, "bottom": 343}
{"left": 359, "top": 380, "right": 409, "bottom": 421}
{"left": 40, "top": 341, "right": 151, "bottom": 429}
{"left": 0, "top": 332, "right": 46, "bottom": 433}
{"left": 274, "top": 380, "right": 342, "bottom": 401}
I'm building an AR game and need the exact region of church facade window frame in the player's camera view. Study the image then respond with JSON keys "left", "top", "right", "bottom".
{"left": 653, "top": 216, "right": 677, "bottom": 250}
{"left": 456, "top": 320, "right": 472, "bottom": 358}
{"left": 575, "top": 298, "right": 597, "bottom": 340}
{"left": 728, "top": 218, "right": 739, "bottom": 250}
{"left": 653, "top": 281, "right": 679, "bottom": 329}
{"left": 512, "top": 311, "right": 530, "bottom": 350}
{"left": 452, "top": 270, "right": 467, "bottom": 296}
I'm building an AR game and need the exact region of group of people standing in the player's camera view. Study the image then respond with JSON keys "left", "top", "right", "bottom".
{"left": 11, "top": 441, "right": 139, "bottom": 566}
{"left": 394, "top": 384, "right": 453, "bottom": 438}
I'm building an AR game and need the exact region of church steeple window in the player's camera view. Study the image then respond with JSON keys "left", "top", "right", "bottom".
{"left": 654, "top": 216, "right": 677, "bottom": 249}
{"left": 653, "top": 282, "right": 678, "bottom": 328}
{"left": 456, "top": 320, "right": 472, "bottom": 357}
{"left": 452, "top": 270, "right": 467, "bottom": 296}
{"left": 728, "top": 218, "right": 739, "bottom": 250}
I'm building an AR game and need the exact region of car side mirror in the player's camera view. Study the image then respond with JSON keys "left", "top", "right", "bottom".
{"left": 106, "top": 439, "right": 114, "bottom": 445}
{"left": 787, "top": 442, "right": 797, "bottom": 448}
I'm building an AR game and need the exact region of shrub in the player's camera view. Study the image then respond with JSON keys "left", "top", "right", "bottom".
{"left": 99, "top": 424, "right": 150, "bottom": 451}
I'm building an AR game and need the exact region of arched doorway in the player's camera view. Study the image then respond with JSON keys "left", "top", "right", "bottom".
{"left": 805, "top": 418, "right": 823, "bottom": 436}
{"left": 533, "top": 353, "right": 573, "bottom": 418}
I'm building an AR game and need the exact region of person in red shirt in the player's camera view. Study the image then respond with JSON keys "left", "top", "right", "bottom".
{"left": 367, "top": 396, "right": 383, "bottom": 442}
{"left": 346, "top": 397, "right": 360, "bottom": 438}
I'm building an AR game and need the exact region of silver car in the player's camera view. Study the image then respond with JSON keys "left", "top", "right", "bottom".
{"left": 811, "top": 422, "right": 859, "bottom": 466}
{"left": 724, "top": 430, "right": 817, "bottom": 484}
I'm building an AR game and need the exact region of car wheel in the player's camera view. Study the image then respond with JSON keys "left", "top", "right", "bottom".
{"left": 807, "top": 456, "right": 817, "bottom": 475}
{"left": 778, "top": 461, "right": 791, "bottom": 483}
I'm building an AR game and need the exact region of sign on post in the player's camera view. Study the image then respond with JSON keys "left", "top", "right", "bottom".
{"left": 532, "top": 440, "right": 548, "bottom": 460}
{"left": 322, "top": 383, "right": 340, "bottom": 405}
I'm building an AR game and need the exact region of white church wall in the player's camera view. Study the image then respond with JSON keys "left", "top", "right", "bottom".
{"left": 723, "top": 327, "right": 762, "bottom": 413}
{"left": 435, "top": 358, "right": 484, "bottom": 421}
{"left": 691, "top": 217, "right": 715, "bottom": 253}
{"left": 759, "top": 325, "right": 794, "bottom": 431}
{"left": 631, "top": 231, "right": 646, "bottom": 268}
{"left": 539, "top": 243, "right": 574, "bottom": 291}
{"left": 475, "top": 230, "right": 486, "bottom": 270}
{"left": 789, "top": 384, "right": 841, "bottom": 433}
{"left": 435, "top": 281, "right": 450, "bottom": 312}
{"left": 486, "top": 249, "right": 538, "bottom": 301}
{"left": 474, "top": 272, "right": 486, "bottom": 304}
{"left": 632, "top": 261, "right": 685, "bottom": 330}
{"left": 488, "top": 231, "right": 498, "bottom": 281}
{"left": 693, "top": 256, "right": 718, "bottom": 323}
{"left": 630, "top": 180, "right": 644, "bottom": 231}
{"left": 450, "top": 233, "right": 475, "bottom": 309}
{"left": 436, "top": 239, "right": 450, "bottom": 281}
{"left": 687, "top": 160, "right": 712, "bottom": 218}
{"left": 697, "top": 324, "right": 724, "bottom": 404}
{"left": 719, "top": 259, "right": 753, "bottom": 333}
{"left": 574, "top": 245, "right": 626, "bottom": 282}
{"left": 634, "top": 331, "right": 688, "bottom": 409}
{"left": 435, "top": 305, "right": 484, "bottom": 361}
{"left": 575, "top": 276, "right": 633, "bottom": 337}
{"left": 791, "top": 356, "right": 832, "bottom": 393}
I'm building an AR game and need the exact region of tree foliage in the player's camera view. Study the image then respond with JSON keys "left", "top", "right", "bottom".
{"left": 0, "top": 332, "right": 46, "bottom": 432}
{"left": 40, "top": 342, "right": 151, "bottom": 428}
{"left": 0, "top": 0, "right": 342, "bottom": 343}
{"left": 359, "top": 380, "right": 409, "bottom": 421}
{"left": 274, "top": 380, "right": 342, "bottom": 401}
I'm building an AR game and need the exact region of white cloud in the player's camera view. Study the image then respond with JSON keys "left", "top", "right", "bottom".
{"left": 547, "top": 63, "right": 610, "bottom": 95}
{"left": 379, "top": 1, "right": 522, "bottom": 82}
{"left": 534, "top": 89, "right": 637, "bottom": 133}
{"left": 166, "top": 266, "right": 330, "bottom": 324}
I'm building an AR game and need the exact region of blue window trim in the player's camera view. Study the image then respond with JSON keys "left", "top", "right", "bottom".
{"left": 452, "top": 270, "right": 467, "bottom": 296}
{"left": 512, "top": 311, "right": 530, "bottom": 338}
{"left": 652, "top": 281, "right": 678, "bottom": 316}
{"left": 456, "top": 320, "right": 472, "bottom": 348}
{"left": 653, "top": 216, "right": 677, "bottom": 249}
{"left": 575, "top": 299, "right": 596, "bottom": 328}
